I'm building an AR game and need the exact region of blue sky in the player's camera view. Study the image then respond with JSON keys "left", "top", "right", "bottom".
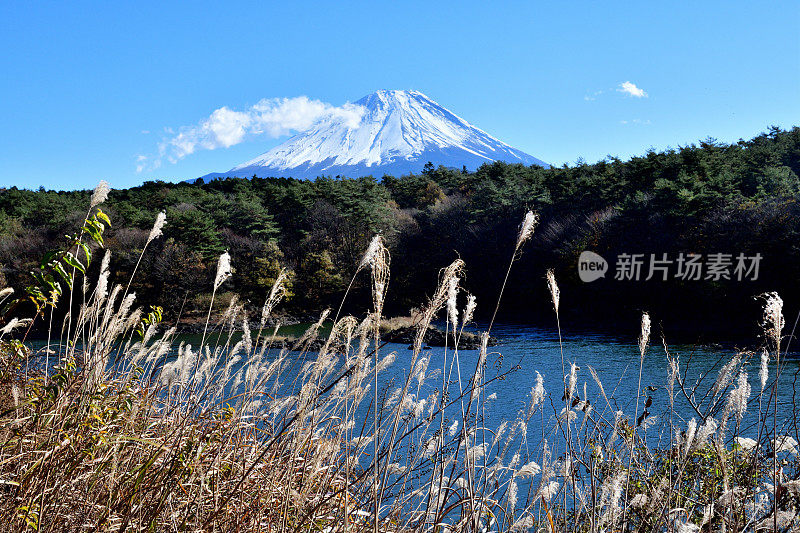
{"left": 1, "top": 1, "right": 798, "bottom": 190}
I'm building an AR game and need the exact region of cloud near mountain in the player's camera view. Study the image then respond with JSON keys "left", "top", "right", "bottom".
{"left": 138, "top": 96, "right": 365, "bottom": 171}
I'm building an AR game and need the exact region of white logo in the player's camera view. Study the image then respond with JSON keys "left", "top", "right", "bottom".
{"left": 578, "top": 251, "right": 608, "bottom": 282}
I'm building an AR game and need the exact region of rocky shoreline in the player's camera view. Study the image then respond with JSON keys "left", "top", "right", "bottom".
{"left": 175, "top": 314, "right": 315, "bottom": 335}
{"left": 383, "top": 325, "right": 498, "bottom": 350}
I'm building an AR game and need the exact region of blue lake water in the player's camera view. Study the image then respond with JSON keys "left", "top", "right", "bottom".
{"left": 188, "top": 321, "right": 797, "bottom": 444}
{"left": 368, "top": 323, "right": 797, "bottom": 439}
{"left": 32, "top": 321, "right": 799, "bottom": 443}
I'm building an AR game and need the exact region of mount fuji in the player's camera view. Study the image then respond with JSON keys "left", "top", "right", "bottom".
{"left": 200, "top": 90, "right": 548, "bottom": 181}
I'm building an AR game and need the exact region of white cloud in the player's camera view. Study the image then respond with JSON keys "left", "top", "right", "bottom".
{"left": 618, "top": 81, "right": 648, "bottom": 98}
{"left": 584, "top": 89, "right": 604, "bottom": 101}
{"left": 135, "top": 154, "right": 158, "bottom": 173}
{"left": 140, "top": 96, "right": 366, "bottom": 171}
{"left": 619, "top": 118, "right": 651, "bottom": 125}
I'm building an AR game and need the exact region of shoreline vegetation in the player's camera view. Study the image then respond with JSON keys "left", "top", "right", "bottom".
{"left": 2, "top": 127, "right": 799, "bottom": 341}
{"left": 1, "top": 189, "right": 799, "bottom": 531}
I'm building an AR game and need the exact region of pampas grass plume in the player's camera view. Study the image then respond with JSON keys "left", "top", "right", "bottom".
{"left": 639, "top": 312, "right": 651, "bottom": 359}
{"left": 90, "top": 180, "right": 110, "bottom": 208}
{"left": 546, "top": 269, "right": 560, "bottom": 314}
{"left": 214, "top": 251, "right": 232, "bottom": 290}
{"left": 147, "top": 211, "right": 167, "bottom": 243}
{"left": 515, "top": 211, "right": 539, "bottom": 250}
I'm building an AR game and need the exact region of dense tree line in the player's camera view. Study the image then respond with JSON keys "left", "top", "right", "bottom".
{"left": 2, "top": 126, "right": 799, "bottom": 340}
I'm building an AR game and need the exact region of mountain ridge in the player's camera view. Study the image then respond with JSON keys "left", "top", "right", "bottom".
{"left": 200, "top": 90, "right": 548, "bottom": 181}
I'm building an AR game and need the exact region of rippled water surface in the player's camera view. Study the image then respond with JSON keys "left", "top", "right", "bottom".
{"left": 32, "top": 321, "right": 800, "bottom": 439}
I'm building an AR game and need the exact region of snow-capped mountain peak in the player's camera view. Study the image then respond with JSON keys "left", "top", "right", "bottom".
{"left": 203, "top": 90, "right": 547, "bottom": 180}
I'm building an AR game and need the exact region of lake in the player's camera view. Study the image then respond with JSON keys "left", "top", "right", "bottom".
{"left": 182, "top": 321, "right": 799, "bottom": 445}
{"left": 31, "top": 320, "right": 798, "bottom": 445}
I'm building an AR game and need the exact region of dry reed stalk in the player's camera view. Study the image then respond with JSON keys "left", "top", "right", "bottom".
{"left": 3, "top": 191, "right": 799, "bottom": 532}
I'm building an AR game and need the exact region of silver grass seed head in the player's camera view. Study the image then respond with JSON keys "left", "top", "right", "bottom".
{"left": 11, "top": 384, "right": 19, "bottom": 407}
{"left": 539, "top": 481, "right": 560, "bottom": 503}
{"left": 100, "top": 248, "right": 111, "bottom": 274}
{"left": 0, "top": 288, "right": 13, "bottom": 311}
{"left": 729, "top": 370, "right": 751, "bottom": 423}
{"left": 599, "top": 472, "right": 625, "bottom": 526}
{"left": 94, "top": 250, "right": 112, "bottom": 302}
{"left": 413, "top": 259, "right": 464, "bottom": 350}
{"left": 221, "top": 297, "right": 240, "bottom": 330}
{"left": 377, "top": 351, "right": 395, "bottom": 372}
{"left": 492, "top": 421, "right": 508, "bottom": 450}
{"left": 756, "top": 510, "right": 797, "bottom": 531}
{"left": 116, "top": 292, "right": 136, "bottom": 324}
{"left": 568, "top": 362, "right": 579, "bottom": 400}
{"left": 546, "top": 269, "right": 560, "bottom": 314}
{"left": 466, "top": 442, "right": 487, "bottom": 462}
{"left": 1, "top": 318, "right": 32, "bottom": 335}
{"left": 667, "top": 355, "right": 679, "bottom": 405}
{"left": 516, "top": 460, "right": 541, "bottom": 478}
{"left": 510, "top": 516, "right": 534, "bottom": 532}
{"left": 414, "top": 354, "right": 430, "bottom": 388}
{"left": 760, "top": 349, "right": 769, "bottom": 391}
{"left": 359, "top": 234, "right": 383, "bottom": 270}
{"left": 260, "top": 269, "right": 288, "bottom": 325}
{"left": 448, "top": 419, "right": 459, "bottom": 437}
{"left": 515, "top": 210, "right": 539, "bottom": 250}
{"left": 507, "top": 480, "right": 518, "bottom": 509}
{"left": 684, "top": 418, "right": 697, "bottom": 456}
{"left": 435, "top": 260, "right": 465, "bottom": 308}
{"left": 147, "top": 211, "right": 167, "bottom": 243}
{"left": 527, "top": 371, "right": 546, "bottom": 418}
{"left": 242, "top": 319, "right": 252, "bottom": 354}
{"left": 462, "top": 293, "right": 477, "bottom": 326}
{"left": 214, "top": 251, "right": 232, "bottom": 291}
{"left": 446, "top": 276, "right": 459, "bottom": 330}
{"left": 760, "top": 291, "right": 784, "bottom": 349}
{"left": 712, "top": 355, "right": 741, "bottom": 399}
{"left": 675, "top": 521, "right": 701, "bottom": 533}
{"left": 630, "top": 494, "right": 648, "bottom": 508}
{"left": 639, "top": 312, "right": 651, "bottom": 359}
{"left": 363, "top": 236, "right": 390, "bottom": 311}
{"left": 696, "top": 418, "right": 718, "bottom": 447}
{"left": 90, "top": 180, "right": 110, "bottom": 208}
{"left": 386, "top": 463, "right": 406, "bottom": 476}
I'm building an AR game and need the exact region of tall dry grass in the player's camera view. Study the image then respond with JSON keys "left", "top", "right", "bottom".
{"left": 0, "top": 186, "right": 799, "bottom": 532}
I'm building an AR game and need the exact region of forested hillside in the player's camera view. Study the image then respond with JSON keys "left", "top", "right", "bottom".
{"left": 3, "top": 126, "right": 799, "bottom": 339}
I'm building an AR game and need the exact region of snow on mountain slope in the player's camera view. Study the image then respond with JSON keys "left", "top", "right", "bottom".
{"left": 201, "top": 90, "right": 547, "bottom": 180}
